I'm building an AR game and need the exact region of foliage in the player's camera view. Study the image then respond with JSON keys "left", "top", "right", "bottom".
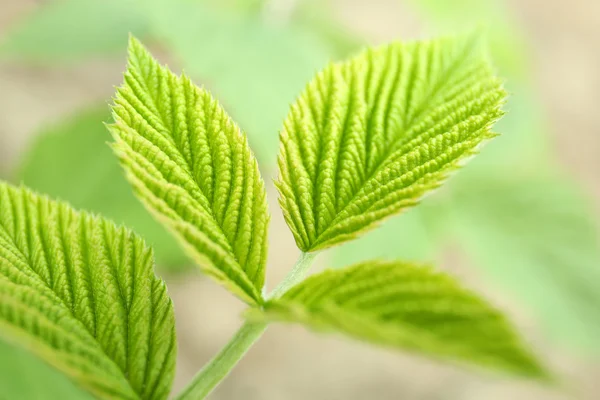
{"left": 109, "top": 36, "right": 545, "bottom": 397}
{"left": 277, "top": 33, "right": 504, "bottom": 251}
{"left": 0, "top": 4, "right": 560, "bottom": 398}
{"left": 109, "top": 37, "right": 270, "bottom": 304}
{"left": 251, "top": 260, "right": 546, "bottom": 378}
{"left": 328, "top": 0, "right": 600, "bottom": 352}
{"left": 0, "top": 32, "right": 551, "bottom": 397}
{"left": 4, "top": 0, "right": 599, "bottom": 367}
{"left": 0, "top": 183, "right": 176, "bottom": 399}
{"left": 9, "top": 0, "right": 332, "bottom": 273}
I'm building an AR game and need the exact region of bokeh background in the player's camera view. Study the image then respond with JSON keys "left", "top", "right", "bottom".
{"left": 0, "top": 0, "right": 599, "bottom": 399}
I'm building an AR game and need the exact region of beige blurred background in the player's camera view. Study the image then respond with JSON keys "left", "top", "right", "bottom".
{"left": 1, "top": 0, "right": 599, "bottom": 399}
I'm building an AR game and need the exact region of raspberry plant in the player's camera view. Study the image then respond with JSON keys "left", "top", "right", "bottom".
{"left": 0, "top": 33, "right": 548, "bottom": 399}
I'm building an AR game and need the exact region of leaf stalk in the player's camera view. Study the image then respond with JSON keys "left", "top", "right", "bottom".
{"left": 175, "top": 252, "right": 317, "bottom": 399}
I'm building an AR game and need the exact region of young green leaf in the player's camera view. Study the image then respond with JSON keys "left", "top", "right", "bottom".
{"left": 0, "top": 182, "right": 176, "bottom": 400}
{"left": 109, "top": 37, "right": 270, "bottom": 304}
{"left": 276, "top": 33, "right": 506, "bottom": 252}
{"left": 250, "top": 260, "right": 547, "bottom": 378}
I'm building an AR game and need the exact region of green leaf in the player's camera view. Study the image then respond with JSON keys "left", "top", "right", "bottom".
{"left": 276, "top": 33, "right": 506, "bottom": 252}
{"left": 451, "top": 174, "right": 600, "bottom": 351}
{"left": 15, "top": 107, "right": 188, "bottom": 270}
{"left": 251, "top": 260, "right": 548, "bottom": 378}
{"left": 0, "top": 182, "right": 176, "bottom": 400}
{"left": 109, "top": 37, "right": 270, "bottom": 304}
{"left": 0, "top": 0, "right": 148, "bottom": 63}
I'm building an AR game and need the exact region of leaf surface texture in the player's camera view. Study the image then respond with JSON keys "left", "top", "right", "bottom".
{"left": 0, "top": 182, "right": 176, "bottom": 399}
{"left": 109, "top": 37, "right": 269, "bottom": 304}
{"left": 253, "top": 260, "right": 547, "bottom": 378}
{"left": 277, "top": 33, "right": 506, "bottom": 251}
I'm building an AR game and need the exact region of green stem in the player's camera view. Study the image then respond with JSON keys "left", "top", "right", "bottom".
{"left": 175, "top": 252, "right": 317, "bottom": 399}
{"left": 267, "top": 252, "right": 316, "bottom": 300}
{"left": 174, "top": 322, "right": 267, "bottom": 400}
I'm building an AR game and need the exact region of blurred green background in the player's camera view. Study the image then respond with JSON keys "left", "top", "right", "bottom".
{"left": 0, "top": 0, "right": 599, "bottom": 399}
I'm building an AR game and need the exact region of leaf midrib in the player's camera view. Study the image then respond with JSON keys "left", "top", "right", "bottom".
{"left": 125, "top": 60, "right": 254, "bottom": 279}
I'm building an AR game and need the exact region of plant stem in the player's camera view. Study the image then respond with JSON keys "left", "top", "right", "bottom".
{"left": 266, "top": 251, "right": 316, "bottom": 300}
{"left": 174, "top": 252, "right": 317, "bottom": 399}
{"left": 174, "top": 321, "right": 268, "bottom": 400}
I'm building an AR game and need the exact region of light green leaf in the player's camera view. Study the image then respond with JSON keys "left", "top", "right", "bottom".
{"left": 109, "top": 37, "right": 270, "bottom": 304}
{"left": 0, "top": 182, "right": 176, "bottom": 399}
{"left": 451, "top": 174, "right": 600, "bottom": 351}
{"left": 251, "top": 260, "right": 548, "bottom": 378}
{"left": 0, "top": 0, "right": 147, "bottom": 63}
{"left": 277, "top": 33, "right": 506, "bottom": 252}
{"left": 15, "top": 107, "right": 188, "bottom": 270}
